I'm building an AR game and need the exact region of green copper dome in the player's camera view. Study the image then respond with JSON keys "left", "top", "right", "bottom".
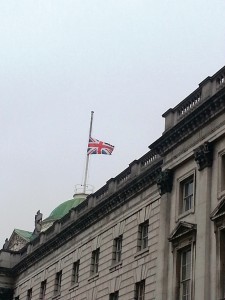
{"left": 41, "top": 193, "right": 87, "bottom": 231}
{"left": 49, "top": 197, "right": 83, "bottom": 219}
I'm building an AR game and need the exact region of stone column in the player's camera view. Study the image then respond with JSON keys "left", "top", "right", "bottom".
{"left": 155, "top": 169, "right": 173, "bottom": 300}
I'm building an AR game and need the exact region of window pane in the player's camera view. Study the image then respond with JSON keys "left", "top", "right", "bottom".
{"left": 136, "top": 280, "right": 145, "bottom": 300}
{"left": 72, "top": 260, "right": 80, "bottom": 284}
{"left": 109, "top": 291, "right": 119, "bottom": 300}
{"left": 180, "top": 249, "right": 191, "bottom": 300}
{"left": 55, "top": 271, "right": 62, "bottom": 294}
{"left": 182, "top": 280, "right": 191, "bottom": 300}
{"left": 138, "top": 221, "right": 148, "bottom": 251}
{"left": 182, "top": 177, "right": 194, "bottom": 212}
{"left": 27, "top": 289, "right": 32, "bottom": 300}
{"left": 181, "top": 250, "right": 191, "bottom": 280}
{"left": 40, "top": 280, "right": 47, "bottom": 299}
{"left": 91, "top": 249, "right": 100, "bottom": 274}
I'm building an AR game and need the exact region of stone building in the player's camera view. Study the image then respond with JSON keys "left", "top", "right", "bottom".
{"left": 1, "top": 66, "right": 225, "bottom": 300}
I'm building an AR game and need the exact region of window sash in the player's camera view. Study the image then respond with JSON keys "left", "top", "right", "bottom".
{"left": 91, "top": 249, "right": 100, "bottom": 274}
{"left": 138, "top": 222, "right": 148, "bottom": 250}
{"left": 40, "top": 280, "right": 47, "bottom": 299}
{"left": 109, "top": 291, "right": 119, "bottom": 300}
{"left": 182, "top": 178, "right": 194, "bottom": 212}
{"left": 72, "top": 260, "right": 80, "bottom": 284}
{"left": 27, "top": 289, "right": 32, "bottom": 300}
{"left": 115, "top": 236, "right": 122, "bottom": 263}
{"left": 136, "top": 280, "right": 145, "bottom": 300}
{"left": 55, "top": 271, "right": 62, "bottom": 294}
{"left": 180, "top": 248, "right": 192, "bottom": 300}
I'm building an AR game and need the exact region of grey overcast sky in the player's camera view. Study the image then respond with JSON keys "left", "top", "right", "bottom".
{"left": 0, "top": 1, "right": 225, "bottom": 246}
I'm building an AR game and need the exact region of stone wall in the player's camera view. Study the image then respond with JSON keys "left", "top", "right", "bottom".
{"left": 14, "top": 185, "right": 160, "bottom": 299}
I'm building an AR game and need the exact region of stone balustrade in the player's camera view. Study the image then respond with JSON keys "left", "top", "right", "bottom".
{"left": 163, "top": 66, "right": 225, "bottom": 131}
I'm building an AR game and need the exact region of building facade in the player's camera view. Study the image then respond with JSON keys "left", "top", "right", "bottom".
{"left": 1, "top": 66, "right": 225, "bottom": 300}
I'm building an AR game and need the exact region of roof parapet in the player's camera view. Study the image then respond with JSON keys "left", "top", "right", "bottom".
{"left": 162, "top": 66, "right": 225, "bottom": 132}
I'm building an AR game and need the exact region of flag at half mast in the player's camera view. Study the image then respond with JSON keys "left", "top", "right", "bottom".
{"left": 87, "top": 137, "right": 114, "bottom": 155}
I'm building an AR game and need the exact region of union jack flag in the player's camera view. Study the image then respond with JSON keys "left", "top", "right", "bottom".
{"left": 87, "top": 137, "right": 114, "bottom": 155}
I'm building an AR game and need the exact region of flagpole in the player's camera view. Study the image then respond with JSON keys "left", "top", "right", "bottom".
{"left": 83, "top": 111, "right": 94, "bottom": 194}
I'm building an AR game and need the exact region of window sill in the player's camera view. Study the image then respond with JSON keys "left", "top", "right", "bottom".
{"left": 88, "top": 273, "right": 99, "bottom": 282}
{"left": 52, "top": 293, "right": 61, "bottom": 300}
{"left": 134, "top": 248, "right": 149, "bottom": 259}
{"left": 177, "top": 208, "right": 194, "bottom": 221}
{"left": 69, "top": 283, "right": 79, "bottom": 291}
{"left": 109, "top": 261, "right": 122, "bottom": 272}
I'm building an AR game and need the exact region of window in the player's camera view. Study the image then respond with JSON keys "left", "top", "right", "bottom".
{"left": 135, "top": 280, "right": 145, "bottom": 300}
{"left": 169, "top": 222, "right": 195, "bottom": 300}
{"left": 178, "top": 248, "right": 192, "bottom": 300}
{"left": 137, "top": 221, "right": 149, "bottom": 251}
{"left": 40, "top": 280, "right": 47, "bottom": 300}
{"left": 217, "top": 74, "right": 225, "bottom": 86}
{"left": 109, "top": 291, "right": 119, "bottom": 300}
{"left": 54, "top": 271, "right": 62, "bottom": 295}
{"left": 217, "top": 151, "right": 225, "bottom": 197}
{"left": 181, "top": 176, "right": 194, "bottom": 213}
{"left": 210, "top": 199, "right": 225, "bottom": 298}
{"left": 27, "top": 289, "right": 32, "bottom": 300}
{"left": 221, "top": 154, "right": 225, "bottom": 192}
{"left": 113, "top": 236, "right": 122, "bottom": 264}
{"left": 219, "top": 229, "right": 225, "bottom": 298}
{"left": 72, "top": 260, "right": 80, "bottom": 284}
{"left": 90, "top": 248, "right": 100, "bottom": 275}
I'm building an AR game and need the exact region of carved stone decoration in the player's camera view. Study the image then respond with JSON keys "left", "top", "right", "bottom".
{"left": 3, "top": 238, "right": 9, "bottom": 250}
{"left": 156, "top": 169, "right": 173, "bottom": 195}
{"left": 33, "top": 210, "right": 43, "bottom": 235}
{"left": 194, "top": 141, "right": 213, "bottom": 171}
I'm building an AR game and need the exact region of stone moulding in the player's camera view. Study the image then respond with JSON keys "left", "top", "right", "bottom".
{"left": 12, "top": 160, "right": 162, "bottom": 275}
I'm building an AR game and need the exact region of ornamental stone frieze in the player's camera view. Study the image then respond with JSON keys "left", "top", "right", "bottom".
{"left": 156, "top": 169, "right": 173, "bottom": 195}
{"left": 194, "top": 141, "right": 213, "bottom": 171}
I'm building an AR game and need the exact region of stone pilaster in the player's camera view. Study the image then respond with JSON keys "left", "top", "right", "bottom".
{"left": 155, "top": 170, "right": 173, "bottom": 300}
{"left": 194, "top": 162, "right": 212, "bottom": 299}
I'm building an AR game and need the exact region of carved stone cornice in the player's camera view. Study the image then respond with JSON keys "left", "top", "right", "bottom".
{"left": 149, "top": 87, "right": 225, "bottom": 155}
{"left": 194, "top": 141, "right": 213, "bottom": 171}
{"left": 156, "top": 169, "right": 173, "bottom": 195}
{"left": 12, "top": 160, "right": 162, "bottom": 275}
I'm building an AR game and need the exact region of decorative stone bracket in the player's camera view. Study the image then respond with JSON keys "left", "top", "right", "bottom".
{"left": 194, "top": 141, "right": 213, "bottom": 171}
{"left": 156, "top": 169, "right": 173, "bottom": 196}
